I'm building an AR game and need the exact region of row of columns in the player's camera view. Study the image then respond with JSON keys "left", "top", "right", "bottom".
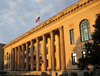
{"left": 11, "top": 26, "right": 66, "bottom": 71}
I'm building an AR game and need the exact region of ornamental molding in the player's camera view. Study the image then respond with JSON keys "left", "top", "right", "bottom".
{"left": 3, "top": 0, "right": 97, "bottom": 48}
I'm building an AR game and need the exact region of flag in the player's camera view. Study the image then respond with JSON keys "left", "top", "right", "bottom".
{"left": 35, "top": 17, "right": 40, "bottom": 23}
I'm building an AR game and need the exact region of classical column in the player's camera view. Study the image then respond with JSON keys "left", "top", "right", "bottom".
{"left": 18, "top": 46, "right": 21, "bottom": 70}
{"left": 26, "top": 42, "right": 29, "bottom": 70}
{"left": 15, "top": 47, "right": 17, "bottom": 70}
{"left": 43, "top": 34, "right": 47, "bottom": 71}
{"left": 50, "top": 31, "right": 55, "bottom": 71}
{"left": 11, "top": 48, "right": 14, "bottom": 71}
{"left": 59, "top": 26, "right": 66, "bottom": 70}
{"left": 36, "top": 38, "right": 40, "bottom": 71}
{"left": 22, "top": 44, "right": 25, "bottom": 70}
{"left": 31, "top": 40, "right": 34, "bottom": 71}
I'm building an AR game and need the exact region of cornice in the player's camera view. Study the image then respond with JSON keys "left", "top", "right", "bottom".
{"left": 3, "top": 0, "right": 98, "bottom": 49}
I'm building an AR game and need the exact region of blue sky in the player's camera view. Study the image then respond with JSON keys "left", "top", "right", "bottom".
{"left": 0, "top": 0, "right": 79, "bottom": 44}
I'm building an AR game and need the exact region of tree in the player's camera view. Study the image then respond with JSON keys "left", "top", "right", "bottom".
{"left": 77, "top": 14, "right": 100, "bottom": 70}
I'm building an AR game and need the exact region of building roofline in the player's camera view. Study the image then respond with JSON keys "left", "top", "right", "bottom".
{"left": 3, "top": 0, "right": 96, "bottom": 49}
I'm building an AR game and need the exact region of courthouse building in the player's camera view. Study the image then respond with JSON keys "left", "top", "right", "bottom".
{"left": 3, "top": 0, "right": 100, "bottom": 73}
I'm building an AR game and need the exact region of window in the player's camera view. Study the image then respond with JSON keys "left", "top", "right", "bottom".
{"left": 7, "top": 52, "right": 8, "bottom": 55}
{"left": 39, "top": 44, "right": 41, "bottom": 51}
{"left": 34, "top": 46, "right": 36, "bottom": 52}
{"left": 25, "top": 45, "right": 26, "bottom": 51}
{"left": 29, "top": 57, "right": 31, "bottom": 61}
{"left": 47, "top": 60, "right": 48, "bottom": 67}
{"left": 46, "top": 38, "right": 48, "bottom": 44}
{"left": 29, "top": 48, "right": 31, "bottom": 53}
{"left": 34, "top": 64, "right": 36, "bottom": 67}
{"left": 72, "top": 53, "right": 77, "bottom": 65}
{"left": 9, "top": 64, "right": 10, "bottom": 69}
{"left": 25, "top": 54, "right": 26, "bottom": 58}
{"left": 34, "top": 55, "right": 36, "bottom": 60}
{"left": 34, "top": 64, "right": 36, "bottom": 71}
{"left": 46, "top": 48, "right": 48, "bottom": 54}
{"left": 9, "top": 53, "right": 10, "bottom": 60}
{"left": 54, "top": 45, "right": 56, "bottom": 52}
{"left": 80, "top": 19, "right": 91, "bottom": 41}
{"left": 70, "top": 29, "right": 75, "bottom": 44}
{"left": 25, "top": 63, "right": 26, "bottom": 68}
{"left": 39, "top": 54, "right": 42, "bottom": 59}
{"left": 21, "top": 55, "right": 22, "bottom": 59}
{"left": 55, "top": 58, "right": 56, "bottom": 67}
{"left": 7, "top": 56, "right": 8, "bottom": 60}
{"left": 82, "top": 51, "right": 87, "bottom": 58}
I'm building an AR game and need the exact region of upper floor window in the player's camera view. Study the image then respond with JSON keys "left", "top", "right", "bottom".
{"left": 72, "top": 53, "right": 77, "bottom": 65}
{"left": 80, "top": 19, "right": 91, "bottom": 41}
{"left": 39, "top": 44, "right": 41, "bottom": 51}
{"left": 70, "top": 29, "right": 75, "bottom": 44}
{"left": 29, "top": 48, "right": 31, "bottom": 53}
{"left": 34, "top": 46, "right": 36, "bottom": 52}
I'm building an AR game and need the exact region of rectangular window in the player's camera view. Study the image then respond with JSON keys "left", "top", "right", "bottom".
{"left": 25, "top": 63, "right": 26, "bottom": 69}
{"left": 39, "top": 44, "right": 41, "bottom": 51}
{"left": 55, "top": 58, "right": 56, "bottom": 67}
{"left": 9, "top": 64, "right": 10, "bottom": 69}
{"left": 25, "top": 45, "right": 26, "bottom": 51}
{"left": 46, "top": 38, "right": 48, "bottom": 44}
{"left": 47, "top": 60, "right": 48, "bottom": 67}
{"left": 82, "top": 51, "right": 86, "bottom": 58}
{"left": 70, "top": 29, "right": 75, "bottom": 44}
{"left": 9, "top": 54, "right": 10, "bottom": 60}
{"left": 54, "top": 45, "right": 56, "bottom": 52}
{"left": 34, "top": 55, "right": 36, "bottom": 60}
{"left": 7, "top": 56, "right": 8, "bottom": 60}
{"left": 46, "top": 47, "right": 48, "bottom": 54}
{"left": 39, "top": 54, "right": 42, "bottom": 59}
{"left": 72, "top": 53, "right": 77, "bottom": 65}
{"left": 29, "top": 57, "right": 31, "bottom": 61}
{"left": 29, "top": 48, "right": 31, "bottom": 53}
{"left": 34, "top": 46, "right": 36, "bottom": 52}
{"left": 25, "top": 54, "right": 26, "bottom": 58}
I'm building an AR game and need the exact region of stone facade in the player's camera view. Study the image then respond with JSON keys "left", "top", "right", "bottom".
{"left": 3, "top": 0, "right": 100, "bottom": 74}
{"left": 0, "top": 43, "right": 5, "bottom": 70}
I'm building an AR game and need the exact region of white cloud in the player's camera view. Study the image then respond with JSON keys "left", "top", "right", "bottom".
{"left": 0, "top": 0, "right": 79, "bottom": 44}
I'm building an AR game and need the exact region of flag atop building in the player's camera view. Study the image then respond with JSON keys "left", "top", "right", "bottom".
{"left": 35, "top": 16, "right": 40, "bottom": 23}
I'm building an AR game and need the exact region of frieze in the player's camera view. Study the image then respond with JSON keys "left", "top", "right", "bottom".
{"left": 3, "top": 0, "right": 96, "bottom": 48}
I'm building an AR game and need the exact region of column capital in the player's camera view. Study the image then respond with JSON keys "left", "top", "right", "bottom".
{"left": 59, "top": 26, "right": 63, "bottom": 30}
{"left": 50, "top": 30, "right": 54, "bottom": 34}
{"left": 31, "top": 39, "right": 33, "bottom": 42}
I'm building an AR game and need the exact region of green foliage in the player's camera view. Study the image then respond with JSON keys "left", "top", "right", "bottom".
{"left": 77, "top": 14, "right": 100, "bottom": 70}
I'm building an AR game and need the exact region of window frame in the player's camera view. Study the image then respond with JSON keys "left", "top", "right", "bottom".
{"left": 34, "top": 55, "right": 36, "bottom": 60}
{"left": 70, "top": 29, "right": 75, "bottom": 44}
{"left": 72, "top": 53, "right": 77, "bottom": 65}
{"left": 29, "top": 48, "right": 31, "bottom": 53}
{"left": 39, "top": 54, "right": 42, "bottom": 59}
{"left": 33, "top": 46, "right": 36, "bottom": 52}
{"left": 39, "top": 44, "right": 41, "bottom": 51}
{"left": 46, "top": 47, "right": 48, "bottom": 54}
{"left": 80, "top": 19, "right": 91, "bottom": 42}
{"left": 82, "top": 51, "right": 87, "bottom": 58}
